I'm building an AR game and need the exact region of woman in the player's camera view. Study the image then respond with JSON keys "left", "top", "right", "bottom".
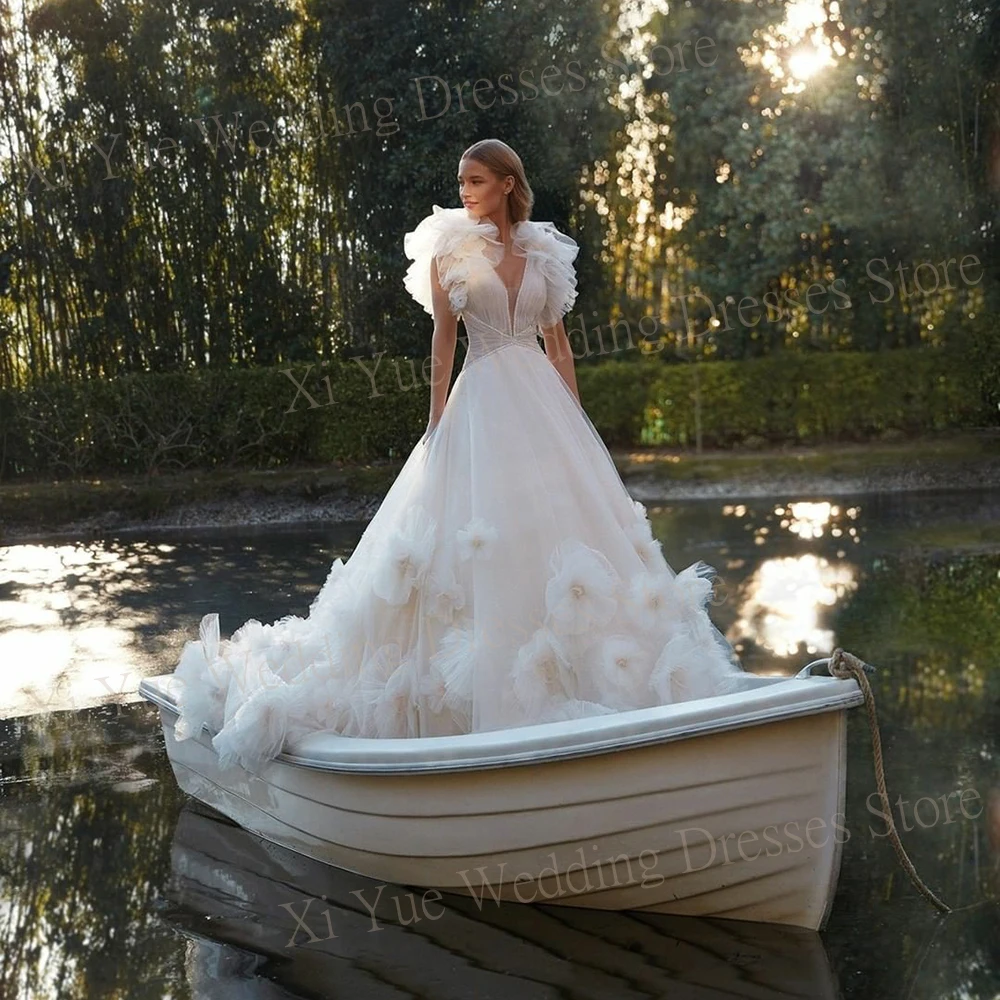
{"left": 172, "top": 138, "right": 745, "bottom": 772}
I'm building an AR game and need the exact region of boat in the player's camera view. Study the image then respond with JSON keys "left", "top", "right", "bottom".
{"left": 161, "top": 797, "right": 843, "bottom": 999}
{"left": 139, "top": 656, "right": 864, "bottom": 932}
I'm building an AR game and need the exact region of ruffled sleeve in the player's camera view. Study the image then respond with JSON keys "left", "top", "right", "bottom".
{"left": 516, "top": 220, "right": 580, "bottom": 328}
{"left": 403, "top": 205, "right": 501, "bottom": 317}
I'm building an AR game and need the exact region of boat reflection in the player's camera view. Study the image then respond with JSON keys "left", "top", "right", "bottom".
{"left": 160, "top": 800, "right": 843, "bottom": 999}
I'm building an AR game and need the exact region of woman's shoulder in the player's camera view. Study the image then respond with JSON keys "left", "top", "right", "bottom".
{"left": 401, "top": 206, "right": 580, "bottom": 316}
{"left": 517, "top": 219, "right": 580, "bottom": 264}
{"left": 516, "top": 219, "right": 580, "bottom": 327}
{"left": 403, "top": 205, "right": 491, "bottom": 263}
{"left": 402, "top": 205, "right": 493, "bottom": 316}
{"left": 514, "top": 218, "right": 579, "bottom": 265}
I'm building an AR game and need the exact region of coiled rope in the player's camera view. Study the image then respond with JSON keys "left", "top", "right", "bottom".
{"left": 827, "top": 647, "right": 951, "bottom": 914}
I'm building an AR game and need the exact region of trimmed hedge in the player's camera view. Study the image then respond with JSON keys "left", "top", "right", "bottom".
{"left": 630, "top": 347, "right": 992, "bottom": 448}
{"left": 0, "top": 346, "right": 992, "bottom": 482}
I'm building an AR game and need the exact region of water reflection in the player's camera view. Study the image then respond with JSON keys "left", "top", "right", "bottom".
{"left": 730, "top": 554, "right": 858, "bottom": 660}
{"left": 161, "top": 800, "right": 842, "bottom": 999}
{"left": 650, "top": 488, "right": 998, "bottom": 675}
{"left": 0, "top": 528, "right": 364, "bottom": 721}
{"left": 0, "top": 492, "right": 1000, "bottom": 1000}
{"left": 0, "top": 488, "right": 998, "bottom": 998}
{"left": 0, "top": 541, "right": 176, "bottom": 717}
{"left": 721, "top": 499, "right": 862, "bottom": 549}
{"left": 719, "top": 499, "right": 862, "bottom": 668}
{"left": 777, "top": 502, "right": 862, "bottom": 543}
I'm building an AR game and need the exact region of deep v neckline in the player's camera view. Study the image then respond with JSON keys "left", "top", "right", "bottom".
{"left": 489, "top": 253, "right": 529, "bottom": 332}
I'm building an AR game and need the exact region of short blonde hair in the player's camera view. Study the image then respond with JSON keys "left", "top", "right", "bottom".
{"left": 460, "top": 139, "right": 534, "bottom": 223}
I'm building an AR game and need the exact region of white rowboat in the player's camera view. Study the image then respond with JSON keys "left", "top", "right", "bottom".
{"left": 140, "top": 658, "right": 863, "bottom": 931}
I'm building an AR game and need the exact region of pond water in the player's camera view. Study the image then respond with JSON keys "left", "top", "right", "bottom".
{"left": 1, "top": 486, "right": 998, "bottom": 998}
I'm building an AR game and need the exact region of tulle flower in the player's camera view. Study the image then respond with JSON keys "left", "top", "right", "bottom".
{"left": 221, "top": 616, "right": 298, "bottom": 680}
{"left": 623, "top": 571, "right": 687, "bottom": 637}
{"left": 650, "top": 629, "right": 742, "bottom": 705}
{"left": 295, "top": 635, "right": 359, "bottom": 734}
{"left": 309, "top": 557, "right": 348, "bottom": 618}
{"left": 650, "top": 633, "right": 697, "bottom": 704}
{"left": 424, "top": 563, "right": 467, "bottom": 624}
{"left": 456, "top": 516, "right": 499, "bottom": 562}
{"left": 306, "top": 672, "right": 358, "bottom": 735}
{"left": 591, "top": 634, "right": 656, "bottom": 710}
{"left": 672, "top": 562, "right": 719, "bottom": 618}
{"left": 512, "top": 626, "right": 576, "bottom": 714}
{"left": 230, "top": 618, "right": 267, "bottom": 646}
{"left": 357, "top": 643, "right": 418, "bottom": 738}
{"left": 372, "top": 504, "right": 437, "bottom": 606}
{"left": 263, "top": 614, "right": 321, "bottom": 681}
{"left": 174, "top": 612, "right": 227, "bottom": 741}
{"left": 211, "top": 654, "right": 315, "bottom": 773}
{"left": 422, "top": 623, "right": 476, "bottom": 726}
{"left": 544, "top": 539, "right": 619, "bottom": 638}
{"left": 625, "top": 508, "right": 669, "bottom": 574}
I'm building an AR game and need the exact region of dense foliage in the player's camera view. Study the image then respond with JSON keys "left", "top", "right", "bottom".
{"left": 0, "top": 0, "right": 997, "bottom": 454}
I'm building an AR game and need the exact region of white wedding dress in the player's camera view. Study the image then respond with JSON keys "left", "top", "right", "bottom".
{"left": 171, "top": 205, "right": 745, "bottom": 771}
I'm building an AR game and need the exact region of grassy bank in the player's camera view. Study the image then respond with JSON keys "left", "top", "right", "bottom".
{"left": 0, "top": 461, "right": 402, "bottom": 541}
{"left": 616, "top": 428, "right": 1000, "bottom": 484}
{"left": 2, "top": 429, "right": 997, "bottom": 542}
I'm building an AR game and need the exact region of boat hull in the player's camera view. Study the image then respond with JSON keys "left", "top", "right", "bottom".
{"left": 149, "top": 678, "right": 853, "bottom": 930}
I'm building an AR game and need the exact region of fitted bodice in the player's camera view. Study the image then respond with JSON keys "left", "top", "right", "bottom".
{"left": 458, "top": 252, "right": 547, "bottom": 369}
{"left": 403, "top": 206, "right": 580, "bottom": 368}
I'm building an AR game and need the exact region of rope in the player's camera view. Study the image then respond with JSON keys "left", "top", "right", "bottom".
{"left": 827, "top": 647, "right": 952, "bottom": 914}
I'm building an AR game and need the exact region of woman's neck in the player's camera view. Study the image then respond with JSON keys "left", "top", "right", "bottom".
{"left": 487, "top": 211, "right": 514, "bottom": 249}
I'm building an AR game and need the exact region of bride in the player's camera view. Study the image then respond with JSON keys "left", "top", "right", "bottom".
{"left": 172, "top": 138, "right": 745, "bottom": 771}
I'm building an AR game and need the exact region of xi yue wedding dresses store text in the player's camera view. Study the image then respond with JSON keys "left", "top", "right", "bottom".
{"left": 170, "top": 205, "right": 744, "bottom": 771}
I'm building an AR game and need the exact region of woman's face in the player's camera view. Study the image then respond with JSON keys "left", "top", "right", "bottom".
{"left": 457, "top": 158, "right": 512, "bottom": 220}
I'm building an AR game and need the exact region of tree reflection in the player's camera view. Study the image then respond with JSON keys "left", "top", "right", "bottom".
{"left": 827, "top": 552, "right": 1000, "bottom": 1000}
{"left": 0, "top": 704, "right": 187, "bottom": 999}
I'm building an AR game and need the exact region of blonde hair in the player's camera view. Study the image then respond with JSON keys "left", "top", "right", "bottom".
{"left": 461, "top": 139, "right": 534, "bottom": 223}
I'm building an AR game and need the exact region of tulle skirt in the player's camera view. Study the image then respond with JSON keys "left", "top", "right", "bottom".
{"left": 172, "top": 342, "right": 745, "bottom": 771}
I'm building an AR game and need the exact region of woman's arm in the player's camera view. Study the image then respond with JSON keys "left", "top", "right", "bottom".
{"left": 427, "top": 256, "right": 458, "bottom": 430}
{"left": 540, "top": 318, "right": 580, "bottom": 403}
